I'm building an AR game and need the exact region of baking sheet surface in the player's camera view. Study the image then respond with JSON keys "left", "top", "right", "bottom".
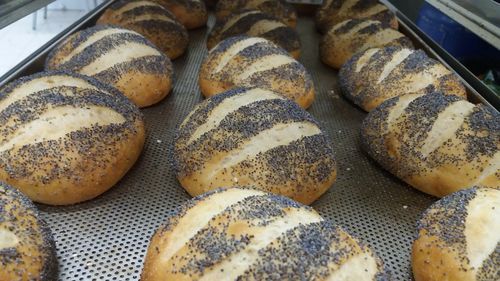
{"left": 38, "top": 16, "right": 436, "bottom": 281}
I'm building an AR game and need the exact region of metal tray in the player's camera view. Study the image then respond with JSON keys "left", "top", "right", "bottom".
{"left": 1, "top": 4, "right": 497, "bottom": 281}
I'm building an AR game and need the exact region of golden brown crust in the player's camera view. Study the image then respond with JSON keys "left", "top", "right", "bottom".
{"left": 361, "top": 93, "right": 499, "bottom": 197}
{"left": 340, "top": 46, "right": 467, "bottom": 112}
{"left": 97, "top": 0, "right": 189, "bottom": 59}
{"left": 45, "top": 24, "right": 173, "bottom": 108}
{"left": 149, "top": 0, "right": 207, "bottom": 29}
{"left": 173, "top": 88, "right": 336, "bottom": 205}
{"left": 199, "top": 36, "right": 314, "bottom": 109}
{"left": 0, "top": 182, "right": 57, "bottom": 281}
{"left": 315, "top": 0, "right": 397, "bottom": 33}
{"left": 142, "top": 188, "right": 389, "bottom": 280}
{"left": 320, "top": 19, "right": 413, "bottom": 69}
{"left": 207, "top": 10, "right": 301, "bottom": 58}
{"left": 215, "top": 0, "right": 297, "bottom": 27}
{"left": 412, "top": 187, "right": 500, "bottom": 281}
{"left": 0, "top": 71, "right": 146, "bottom": 205}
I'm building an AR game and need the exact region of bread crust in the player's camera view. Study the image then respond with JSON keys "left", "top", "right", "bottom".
{"left": 97, "top": 0, "right": 189, "bottom": 59}
{"left": 215, "top": 0, "right": 297, "bottom": 27}
{"left": 412, "top": 187, "right": 500, "bottom": 281}
{"left": 149, "top": 0, "right": 207, "bottom": 29}
{"left": 0, "top": 71, "right": 146, "bottom": 205}
{"left": 207, "top": 9, "right": 301, "bottom": 58}
{"left": 320, "top": 19, "right": 413, "bottom": 69}
{"left": 199, "top": 36, "right": 314, "bottom": 108}
{"left": 315, "top": 0, "right": 397, "bottom": 33}
{"left": 173, "top": 88, "right": 336, "bottom": 205}
{"left": 361, "top": 93, "right": 499, "bottom": 197}
{"left": 45, "top": 24, "right": 173, "bottom": 108}
{"left": 340, "top": 46, "right": 467, "bottom": 111}
{"left": 0, "top": 182, "right": 57, "bottom": 281}
{"left": 142, "top": 187, "right": 390, "bottom": 280}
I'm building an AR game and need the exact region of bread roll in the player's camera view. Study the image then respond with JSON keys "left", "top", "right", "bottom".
{"left": 340, "top": 46, "right": 467, "bottom": 111}
{"left": 173, "top": 87, "right": 337, "bottom": 205}
{"left": 149, "top": 0, "right": 207, "bottom": 29}
{"left": 413, "top": 187, "right": 500, "bottom": 281}
{"left": 316, "top": 0, "right": 397, "bottom": 33}
{"left": 215, "top": 0, "right": 297, "bottom": 27}
{"left": 0, "top": 182, "right": 57, "bottom": 281}
{"left": 45, "top": 24, "right": 173, "bottom": 108}
{"left": 361, "top": 92, "right": 500, "bottom": 197}
{"left": 0, "top": 71, "right": 145, "bottom": 205}
{"left": 199, "top": 36, "right": 314, "bottom": 108}
{"left": 97, "top": 0, "right": 189, "bottom": 59}
{"left": 207, "top": 10, "right": 301, "bottom": 58}
{"left": 320, "top": 19, "right": 413, "bottom": 69}
{"left": 142, "top": 187, "right": 390, "bottom": 281}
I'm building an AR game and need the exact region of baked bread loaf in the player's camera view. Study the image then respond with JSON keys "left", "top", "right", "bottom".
{"left": 413, "top": 187, "right": 500, "bottom": 281}
{"left": 215, "top": 0, "right": 297, "bottom": 27}
{"left": 150, "top": 0, "right": 207, "bottom": 29}
{"left": 199, "top": 36, "right": 314, "bottom": 108}
{"left": 320, "top": 19, "right": 413, "bottom": 69}
{"left": 96, "top": 0, "right": 189, "bottom": 59}
{"left": 361, "top": 92, "right": 500, "bottom": 197}
{"left": 173, "top": 87, "right": 337, "bottom": 205}
{"left": 45, "top": 24, "right": 173, "bottom": 108}
{"left": 0, "top": 182, "right": 57, "bottom": 281}
{"left": 316, "top": 0, "right": 397, "bottom": 33}
{"left": 207, "top": 10, "right": 301, "bottom": 58}
{"left": 0, "top": 71, "right": 145, "bottom": 205}
{"left": 142, "top": 187, "right": 390, "bottom": 281}
{"left": 340, "top": 46, "right": 467, "bottom": 111}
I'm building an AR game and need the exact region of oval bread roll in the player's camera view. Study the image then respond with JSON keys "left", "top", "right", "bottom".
{"left": 199, "top": 36, "right": 314, "bottom": 108}
{"left": 97, "top": 0, "right": 189, "bottom": 59}
{"left": 0, "top": 71, "right": 145, "bottom": 205}
{"left": 413, "top": 187, "right": 500, "bottom": 281}
{"left": 45, "top": 25, "right": 173, "bottom": 108}
{"left": 316, "top": 0, "right": 397, "bottom": 33}
{"left": 207, "top": 10, "right": 301, "bottom": 58}
{"left": 340, "top": 46, "right": 467, "bottom": 111}
{"left": 361, "top": 92, "right": 500, "bottom": 197}
{"left": 173, "top": 87, "right": 337, "bottom": 205}
{"left": 0, "top": 182, "right": 57, "bottom": 281}
{"left": 142, "top": 187, "right": 390, "bottom": 281}
{"left": 320, "top": 19, "right": 413, "bottom": 69}
{"left": 215, "top": 0, "right": 297, "bottom": 27}
{"left": 150, "top": 0, "right": 207, "bottom": 29}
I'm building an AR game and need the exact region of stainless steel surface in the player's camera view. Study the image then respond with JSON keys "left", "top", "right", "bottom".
{"left": 1, "top": 10, "right": 496, "bottom": 281}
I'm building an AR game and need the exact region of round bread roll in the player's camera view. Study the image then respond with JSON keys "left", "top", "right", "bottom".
{"left": 45, "top": 24, "right": 173, "bottom": 108}
{"left": 361, "top": 92, "right": 500, "bottom": 197}
{"left": 173, "top": 87, "right": 337, "bottom": 205}
{"left": 215, "top": 0, "right": 297, "bottom": 27}
{"left": 340, "top": 46, "right": 467, "bottom": 111}
{"left": 0, "top": 182, "right": 57, "bottom": 281}
{"left": 316, "top": 0, "right": 397, "bottom": 33}
{"left": 320, "top": 19, "right": 413, "bottom": 69}
{"left": 149, "top": 0, "right": 207, "bottom": 29}
{"left": 0, "top": 71, "right": 145, "bottom": 205}
{"left": 96, "top": 0, "right": 189, "bottom": 59}
{"left": 199, "top": 36, "right": 314, "bottom": 108}
{"left": 142, "top": 187, "right": 390, "bottom": 281}
{"left": 207, "top": 10, "right": 301, "bottom": 58}
{"left": 413, "top": 187, "right": 500, "bottom": 281}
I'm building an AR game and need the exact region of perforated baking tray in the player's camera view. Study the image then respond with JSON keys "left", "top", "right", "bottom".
{"left": 1, "top": 4, "right": 497, "bottom": 281}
